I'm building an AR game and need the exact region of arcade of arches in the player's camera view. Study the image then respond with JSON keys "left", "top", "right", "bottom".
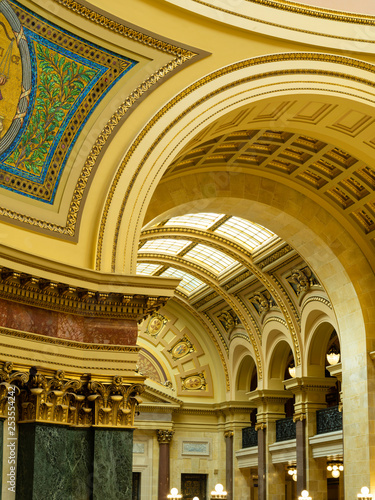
{"left": 0, "top": 0, "right": 375, "bottom": 499}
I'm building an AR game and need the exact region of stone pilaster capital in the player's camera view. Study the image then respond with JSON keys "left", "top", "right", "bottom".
{"left": 284, "top": 376, "right": 337, "bottom": 394}
{"left": 156, "top": 429, "right": 174, "bottom": 443}
{"left": 224, "top": 430, "right": 234, "bottom": 438}
{"left": 255, "top": 422, "right": 267, "bottom": 431}
{"left": 293, "top": 413, "right": 306, "bottom": 423}
{"left": 326, "top": 363, "right": 342, "bottom": 382}
{"left": 248, "top": 389, "right": 293, "bottom": 408}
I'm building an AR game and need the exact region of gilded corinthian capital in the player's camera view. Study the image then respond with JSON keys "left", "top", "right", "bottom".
{"left": 156, "top": 429, "right": 174, "bottom": 443}
{"left": 0, "top": 361, "right": 145, "bottom": 428}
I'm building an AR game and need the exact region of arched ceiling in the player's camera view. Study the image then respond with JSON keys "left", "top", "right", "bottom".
{"left": 163, "top": 127, "right": 375, "bottom": 250}
{"left": 137, "top": 208, "right": 328, "bottom": 380}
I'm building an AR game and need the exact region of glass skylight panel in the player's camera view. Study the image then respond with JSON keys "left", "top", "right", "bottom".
{"left": 214, "top": 217, "right": 274, "bottom": 250}
{"left": 139, "top": 238, "right": 191, "bottom": 255}
{"left": 160, "top": 267, "right": 205, "bottom": 293}
{"left": 184, "top": 244, "right": 237, "bottom": 273}
{"left": 164, "top": 213, "right": 224, "bottom": 230}
{"left": 136, "top": 263, "right": 162, "bottom": 275}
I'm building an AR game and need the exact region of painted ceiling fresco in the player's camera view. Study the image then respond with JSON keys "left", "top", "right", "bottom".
{"left": 0, "top": 0, "right": 137, "bottom": 203}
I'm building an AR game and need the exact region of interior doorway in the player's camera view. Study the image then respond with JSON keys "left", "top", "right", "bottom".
{"left": 181, "top": 473, "right": 207, "bottom": 500}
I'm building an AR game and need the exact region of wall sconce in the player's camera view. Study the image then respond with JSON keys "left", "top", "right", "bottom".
{"left": 298, "top": 491, "right": 312, "bottom": 500}
{"left": 327, "top": 459, "right": 343, "bottom": 478}
{"left": 326, "top": 347, "right": 340, "bottom": 366}
{"left": 287, "top": 465, "right": 297, "bottom": 482}
{"left": 210, "top": 484, "right": 227, "bottom": 499}
{"left": 167, "top": 488, "right": 182, "bottom": 499}
{"left": 358, "top": 487, "right": 373, "bottom": 499}
{"left": 193, "top": 497, "right": 199, "bottom": 500}
{"left": 288, "top": 362, "right": 296, "bottom": 378}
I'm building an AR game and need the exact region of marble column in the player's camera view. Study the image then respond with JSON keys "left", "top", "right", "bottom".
{"left": 0, "top": 418, "right": 3, "bottom": 496}
{"left": 92, "top": 427, "right": 134, "bottom": 500}
{"left": 256, "top": 424, "right": 266, "bottom": 500}
{"left": 157, "top": 429, "right": 174, "bottom": 500}
{"left": 16, "top": 423, "right": 93, "bottom": 500}
{"left": 295, "top": 416, "right": 306, "bottom": 495}
{"left": 224, "top": 430, "right": 234, "bottom": 500}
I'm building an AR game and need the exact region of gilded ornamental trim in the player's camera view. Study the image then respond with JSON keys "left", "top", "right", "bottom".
{"left": 0, "top": 361, "right": 145, "bottom": 427}
{"left": 0, "top": 266, "right": 169, "bottom": 320}
{"left": 156, "top": 429, "right": 175, "bottom": 443}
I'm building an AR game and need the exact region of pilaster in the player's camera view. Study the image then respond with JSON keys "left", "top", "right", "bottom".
{"left": 249, "top": 389, "right": 293, "bottom": 500}
{"left": 284, "top": 376, "right": 337, "bottom": 500}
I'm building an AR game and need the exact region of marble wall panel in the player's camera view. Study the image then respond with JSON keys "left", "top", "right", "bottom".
{"left": 0, "top": 298, "right": 138, "bottom": 345}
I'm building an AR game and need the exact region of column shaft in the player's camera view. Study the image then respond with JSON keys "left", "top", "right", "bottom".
{"left": 225, "top": 431, "right": 233, "bottom": 500}
{"left": 257, "top": 427, "right": 266, "bottom": 500}
{"left": 93, "top": 427, "right": 134, "bottom": 500}
{"left": 296, "top": 418, "right": 306, "bottom": 495}
{"left": 16, "top": 423, "right": 93, "bottom": 500}
{"left": 157, "top": 430, "right": 174, "bottom": 500}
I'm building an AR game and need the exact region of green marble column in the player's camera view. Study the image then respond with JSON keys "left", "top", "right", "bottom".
{"left": 92, "top": 427, "right": 134, "bottom": 500}
{"left": 16, "top": 423, "right": 93, "bottom": 500}
{"left": 0, "top": 418, "right": 3, "bottom": 500}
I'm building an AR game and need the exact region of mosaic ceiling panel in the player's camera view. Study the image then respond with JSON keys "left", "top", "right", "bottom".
{"left": 0, "top": 0, "right": 137, "bottom": 203}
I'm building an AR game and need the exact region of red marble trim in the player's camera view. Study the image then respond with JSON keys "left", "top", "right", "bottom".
{"left": 0, "top": 297, "right": 138, "bottom": 345}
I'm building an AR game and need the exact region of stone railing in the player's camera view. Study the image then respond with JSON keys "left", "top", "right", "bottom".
{"left": 275, "top": 417, "right": 296, "bottom": 442}
{"left": 242, "top": 426, "right": 258, "bottom": 448}
{"left": 316, "top": 406, "right": 342, "bottom": 434}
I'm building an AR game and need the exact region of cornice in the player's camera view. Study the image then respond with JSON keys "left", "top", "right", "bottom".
{"left": 0, "top": 266, "right": 171, "bottom": 320}
{"left": 51, "top": 0, "right": 198, "bottom": 56}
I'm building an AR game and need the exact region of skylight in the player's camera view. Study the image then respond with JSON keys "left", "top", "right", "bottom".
{"left": 140, "top": 238, "right": 191, "bottom": 255}
{"left": 184, "top": 244, "right": 237, "bottom": 274}
{"left": 136, "top": 263, "right": 163, "bottom": 275}
{"left": 160, "top": 267, "right": 205, "bottom": 293}
{"left": 164, "top": 213, "right": 224, "bottom": 230}
{"left": 214, "top": 217, "right": 274, "bottom": 250}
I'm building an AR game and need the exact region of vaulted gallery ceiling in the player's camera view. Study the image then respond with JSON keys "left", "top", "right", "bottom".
{"left": 0, "top": 0, "right": 372, "bottom": 413}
